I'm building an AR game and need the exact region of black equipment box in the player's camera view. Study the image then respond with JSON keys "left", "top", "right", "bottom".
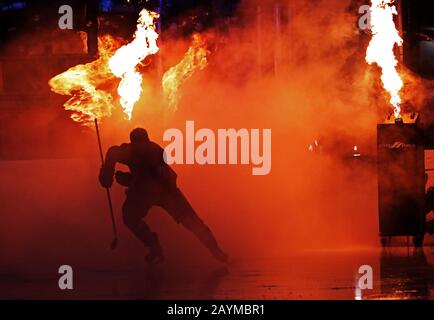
{"left": 377, "top": 113, "right": 426, "bottom": 246}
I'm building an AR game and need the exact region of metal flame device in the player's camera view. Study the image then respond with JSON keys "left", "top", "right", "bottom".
{"left": 377, "top": 112, "right": 426, "bottom": 247}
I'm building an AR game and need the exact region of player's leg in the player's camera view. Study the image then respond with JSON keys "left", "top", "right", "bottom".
{"left": 122, "top": 192, "right": 163, "bottom": 263}
{"left": 160, "top": 188, "right": 228, "bottom": 262}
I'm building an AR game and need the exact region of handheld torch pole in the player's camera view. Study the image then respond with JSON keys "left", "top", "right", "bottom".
{"left": 94, "top": 118, "right": 118, "bottom": 250}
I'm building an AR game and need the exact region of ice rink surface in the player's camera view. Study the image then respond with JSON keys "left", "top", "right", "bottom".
{"left": 0, "top": 246, "right": 433, "bottom": 300}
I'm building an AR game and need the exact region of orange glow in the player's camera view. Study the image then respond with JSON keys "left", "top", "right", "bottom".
{"left": 48, "top": 35, "right": 119, "bottom": 126}
{"left": 366, "top": 0, "right": 403, "bottom": 118}
{"left": 162, "top": 34, "right": 209, "bottom": 111}
{"left": 109, "top": 9, "right": 159, "bottom": 119}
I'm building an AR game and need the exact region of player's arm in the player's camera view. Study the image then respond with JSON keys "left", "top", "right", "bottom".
{"left": 99, "top": 145, "right": 122, "bottom": 188}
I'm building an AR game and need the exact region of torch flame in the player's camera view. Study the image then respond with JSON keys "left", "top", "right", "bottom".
{"left": 109, "top": 9, "right": 159, "bottom": 119}
{"left": 49, "top": 9, "right": 159, "bottom": 126}
{"left": 162, "top": 34, "right": 209, "bottom": 111}
{"left": 366, "top": 0, "right": 403, "bottom": 119}
{"left": 48, "top": 35, "right": 119, "bottom": 126}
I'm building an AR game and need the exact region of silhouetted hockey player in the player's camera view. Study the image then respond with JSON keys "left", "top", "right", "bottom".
{"left": 99, "top": 128, "right": 228, "bottom": 264}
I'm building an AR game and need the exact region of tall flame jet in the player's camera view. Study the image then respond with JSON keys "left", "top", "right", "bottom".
{"left": 162, "top": 34, "right": 209, "bottom": 111}
{"left": 109, "top": 9, "right": 159, "bottom": 119}
{"left": 366, "top": 0, "right": 403, "bottom": 118}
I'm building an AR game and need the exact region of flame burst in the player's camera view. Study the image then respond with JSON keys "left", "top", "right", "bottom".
{"left": 366, "top": 0, "right": 403, "bottom": 118}
{"left": 162, "top": 34, "right": 209, "bottom": 111}
{"left": 49, "top": 9, "right": 159, "bottom": 126}
{"left": 49, "top": 35, "right": 119, "bottom": 126}
{"left": 109, "top": 9, "right": 159, "bottom": 119}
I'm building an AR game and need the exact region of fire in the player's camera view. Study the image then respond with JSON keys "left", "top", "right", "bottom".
{"left": 108, "top": 9, "right": 159, "bottom": 119}
{"left": 50, "top": 9, "right": 209, "bottom": 124}
{"left": 162, "top": 34, "right": 209, "bottom": 111}
{"left": 48, "top": 35, "right": 119, "bottom": 126}
{"left": 49, "top": 9, "right": 159, "bottom": 126}
{"left": 366, "top": 0, "right": 404, "bottom": 118}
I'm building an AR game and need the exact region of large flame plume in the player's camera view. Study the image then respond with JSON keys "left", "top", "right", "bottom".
{"left": 162, "top": 34, "right": 209, "bottom": 111}
{"left": 48, "top": 35, "right": 119, "bottom": 126}
{"left": 366, "top": 0, "right": 403, "bottom": 118}
{"left": 49, "top": 9, "right": 159, "bottom": 126}
{"left": 109, "top": 9, "right": 159, "bottom": 119}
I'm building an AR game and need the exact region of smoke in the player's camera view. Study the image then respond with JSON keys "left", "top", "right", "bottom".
{"left": 1, "top": 0, "right": 424, "bottom": 293}
{"left": 149, "top": 0, "right": 381, "bottom": 256}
